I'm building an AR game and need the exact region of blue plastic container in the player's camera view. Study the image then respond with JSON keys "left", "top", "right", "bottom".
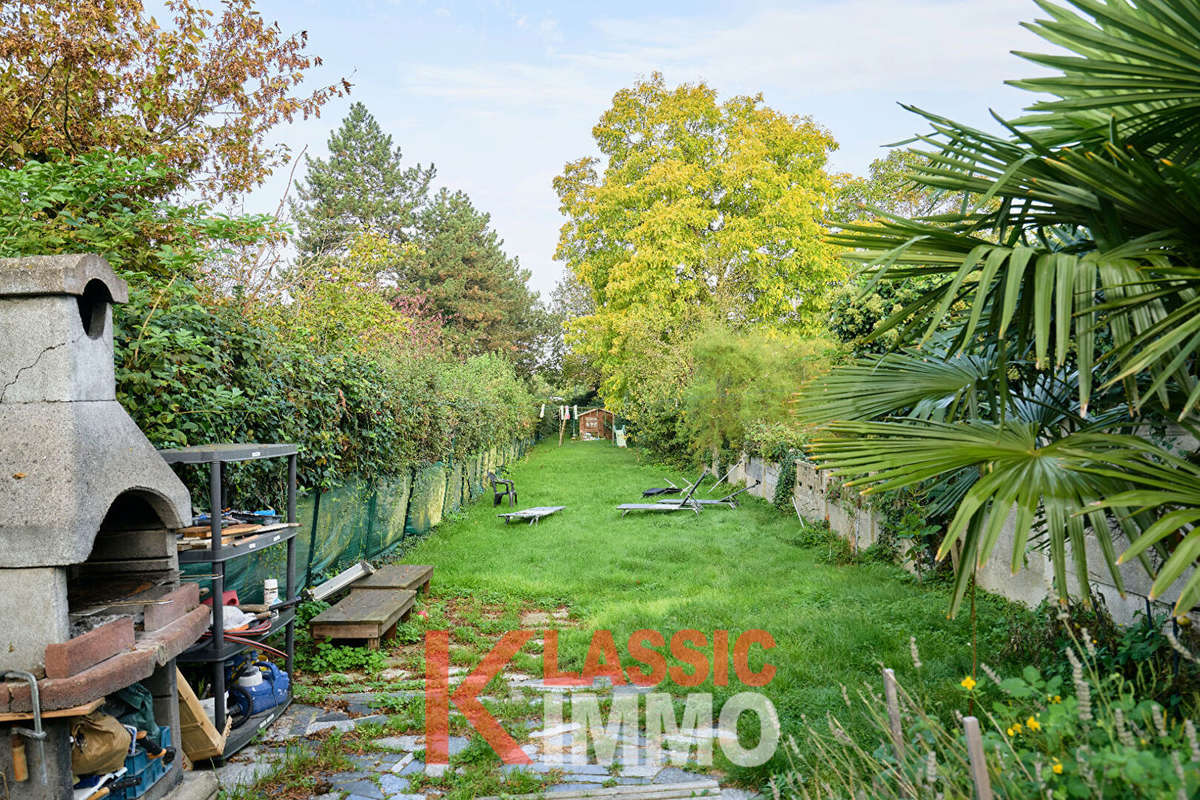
{"left": 110, "top": 726, "right": 172, "bottom": 800}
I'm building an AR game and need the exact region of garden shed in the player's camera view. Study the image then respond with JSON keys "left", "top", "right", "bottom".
{"left": 577, "top": 408, "right": 614, "bottom": 441}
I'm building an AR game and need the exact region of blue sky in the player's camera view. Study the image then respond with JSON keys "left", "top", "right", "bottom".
{"left": 244, "top": 0, "right": 1050, "bottom": 297}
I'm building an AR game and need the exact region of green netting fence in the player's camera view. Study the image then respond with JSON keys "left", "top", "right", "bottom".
{"left": 193, "top": 439, "right": 533, "bottom": 602}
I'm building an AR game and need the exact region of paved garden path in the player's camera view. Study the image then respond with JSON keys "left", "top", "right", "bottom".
{"left": 213, "top": 666, "right": 760, "bottom": 799}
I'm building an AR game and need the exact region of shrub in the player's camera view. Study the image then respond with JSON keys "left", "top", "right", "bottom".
{"left": 777, "top": 633, "right": 1200, "bottom": 799}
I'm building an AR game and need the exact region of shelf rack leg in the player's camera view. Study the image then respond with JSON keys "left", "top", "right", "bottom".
{"left": 286, "top": 455, "right": 297, "bottom": 676}
{"left": 209, "top": 461, "right": 227, "bottom": 737}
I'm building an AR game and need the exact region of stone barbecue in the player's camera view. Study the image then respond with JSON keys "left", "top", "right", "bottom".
{"left": 0, "top": 255, "right": 210, "bottom": 799}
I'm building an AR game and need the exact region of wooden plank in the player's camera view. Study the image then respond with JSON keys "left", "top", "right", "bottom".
{"left": 310, "top": 589, "right": 415, "bottom": 642}
{"left": 312, "top": 589, "right": 416, "bottom": 624}
{"left": 312, "top": 622, "right": 388, "bottom": 640}
{"left": 0, "top": 698, "right": 102, "bottom": 722}
{"left": 177, "top": 667, "right": 227, "bottom": 761}
{"left": 177, "top": 521, "right": 298, "bottom": 540}
{"left": 477, "top": 779, "right": 720, "bottom": 799}
{"left": 353, "top": 564, "right": 433, "bottom": 593}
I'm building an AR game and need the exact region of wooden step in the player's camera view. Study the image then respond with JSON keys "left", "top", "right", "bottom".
{"left": 477, "top": 779, "right": 721, "bottom": 799}
{"left": 352, "top": 564, "right": 433, "bottom": 594}
{"left": 309, "top": 588, "right": 416, "bottom": 649}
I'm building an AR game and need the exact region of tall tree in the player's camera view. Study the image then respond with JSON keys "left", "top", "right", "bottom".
{"left": 0, "top": 0, "right": 346, "bottom": 199}
{"left": 554, "top": 73, "right": 844, "bottom": 408}
{"left": 407, "top": 188, "right": 547, "bottom": 368}
{"left": 545, "top": 273, "right": 600, "bottom": 396}
{"left": 289, "top": 102, "right": 435, "bottom": 263}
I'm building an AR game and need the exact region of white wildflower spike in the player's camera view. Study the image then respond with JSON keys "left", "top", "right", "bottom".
{"left": 1184, "top": 719, "right": 1199, "bottom": 763}
{"left": 1067, "top": 648, "right": 1092, "bottom": 723}
{"left": 1115, "top": 708, "right": 1135, "bottom": 747}
{"left": 1172, "top": 752, "right": 1186, "bottom": 800}
{"left": 1081, "top": 627, "right": 1097, "bottom": 658}
{"left": 909, "top": 636, "right": 922, "bottom": 670}
{"left": 840, "top": 683, "right": 851, "bottom": 709}
{"left": 924, "top": 750, "right": 937, "bottom": 785}
{"left": 1152, "top": 704, "right": 1168, "bottom": 739}
{"left": 980, "top": 662, "right": 1002, "bottom": 686}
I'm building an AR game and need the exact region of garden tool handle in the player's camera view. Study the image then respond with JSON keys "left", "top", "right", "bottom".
{"left": 10, "top": 735, "right": 27, "bottom": 782}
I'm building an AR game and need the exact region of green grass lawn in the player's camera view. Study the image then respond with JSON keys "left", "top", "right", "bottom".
{"left": 401, "top": 439, "right": 1030, "bottom": 785}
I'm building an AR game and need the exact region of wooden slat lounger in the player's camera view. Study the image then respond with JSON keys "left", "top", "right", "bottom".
{"left": 498, "top": 505, "right": 566, "bottom": 525}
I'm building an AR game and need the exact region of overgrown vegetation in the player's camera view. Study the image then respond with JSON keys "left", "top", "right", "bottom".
{"left": 781, "top": 627, "right": 1200, "bottom": 799}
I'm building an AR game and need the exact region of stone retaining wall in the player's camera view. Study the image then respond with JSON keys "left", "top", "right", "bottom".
{"left": 726, "top": 453, "right": 1182, "bottom": 625}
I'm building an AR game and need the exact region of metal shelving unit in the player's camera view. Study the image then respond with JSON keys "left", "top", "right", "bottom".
{"left": 158, "top": 443, "right": 299, "bottom": 763}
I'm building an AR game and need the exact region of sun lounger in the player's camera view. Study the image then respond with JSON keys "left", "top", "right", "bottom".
{"left": 657, "top": 479, "right": 760, "bottom": 508}
{"left": 498, "top": 506, "right": 565, "bottom": 525}
{"left": 642, "top": 478, "right": 680, "bottom": 497}
{"left": 618, "top": 472, "right": 705, "bottom": 516}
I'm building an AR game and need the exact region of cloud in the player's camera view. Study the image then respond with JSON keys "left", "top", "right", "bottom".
{"left": 403, "top": 0, "right": 1046, "bottom": 111}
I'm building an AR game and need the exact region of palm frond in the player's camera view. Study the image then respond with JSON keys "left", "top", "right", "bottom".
{"left": 808, "top": 421, "right": 1136, "bottom": 614}
{"left": 1081, "top": 443, "right": 1200, "bottom": 613}
{"left": 794, "top": 352, "right": 991, "bottom": 424}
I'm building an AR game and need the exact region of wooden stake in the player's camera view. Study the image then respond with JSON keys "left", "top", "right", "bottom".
{"left": 963, "top": 716, "right": 993, "bottom": 800}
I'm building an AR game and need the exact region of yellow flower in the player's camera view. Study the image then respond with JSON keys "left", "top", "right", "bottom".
{"left": 1051, "top": 695, "right": 1061, "bottom": 704}
{"left": 1052, "top": 761, "right": 1063, "bottom": 775}
{"left": 1006, "top": 726, "right": 1015, "bottom": 736}
{"left": 960, "top": 676, "right": 977, "bottom": 691}
{"left": 1026, "top": 716, "right": 1041, "bottom": 731}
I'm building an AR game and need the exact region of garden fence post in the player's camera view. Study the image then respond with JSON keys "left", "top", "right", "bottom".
{"left": 962, "top": 716, "right": 993, "bottom": 800}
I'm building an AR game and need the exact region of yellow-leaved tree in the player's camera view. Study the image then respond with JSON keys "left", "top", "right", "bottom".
{"left": 553, "top": 73, "right": 844, "bottom": 410}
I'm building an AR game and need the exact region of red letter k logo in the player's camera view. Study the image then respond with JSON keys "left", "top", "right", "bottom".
{"left": 426, "top": 629, "right": 534, "bottom": 765}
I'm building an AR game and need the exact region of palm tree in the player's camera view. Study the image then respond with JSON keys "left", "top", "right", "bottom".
{"left": 802, "top": 0, "right": 1200, "bottom": 616}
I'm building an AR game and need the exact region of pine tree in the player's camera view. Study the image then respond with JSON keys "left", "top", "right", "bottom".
{"left": 289, "top": 102, "right": 435, "bottom": 263}
{"left": 407, "top": 188, "right": 549, "bottom": 367}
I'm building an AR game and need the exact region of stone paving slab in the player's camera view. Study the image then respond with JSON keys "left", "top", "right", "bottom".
{"left": 307, "top": 718, "right": 356, "bottom": 735}
{"left": 261, "top": 702, "right": 322, "bottom": 742}
{"left": 373, "top": 734, "right": 424, "bottom": 751}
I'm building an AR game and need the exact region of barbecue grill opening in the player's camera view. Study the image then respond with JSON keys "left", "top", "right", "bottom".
{"left": 68, "top": 489, "right": 180, "bottom": 619}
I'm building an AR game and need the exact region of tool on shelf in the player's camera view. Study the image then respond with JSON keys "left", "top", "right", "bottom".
{"left": 3, "top": 670, "right": 47, "bottom": 784}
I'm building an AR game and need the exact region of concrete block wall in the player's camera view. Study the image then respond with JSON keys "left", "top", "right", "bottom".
{"left": 726, "top": 453, "right": 1181, "bottom": 625}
